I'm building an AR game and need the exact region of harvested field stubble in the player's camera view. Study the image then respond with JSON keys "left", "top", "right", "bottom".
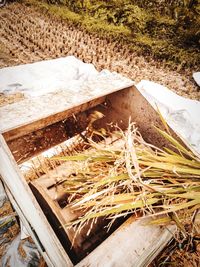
{"left": 0, "top": 2, "right": 199, "bottom": 100}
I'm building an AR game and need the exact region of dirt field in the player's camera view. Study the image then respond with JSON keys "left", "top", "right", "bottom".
{"left": 0, "top": 1, "right": 199, "bottom": 100}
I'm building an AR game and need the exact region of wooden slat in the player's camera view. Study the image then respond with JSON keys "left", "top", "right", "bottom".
{"left": 29, "top": 181, "right": 78, "bottom": 264}
{"left": 29, "top": 157, "right": 122, "bottom": 264}
{"left": 2, "top": 95, "right": 106, "bottom": 141}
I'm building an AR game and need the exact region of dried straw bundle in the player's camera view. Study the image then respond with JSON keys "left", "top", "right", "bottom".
{"left": 54, "top": 122, "right": 200, "bottom": 234}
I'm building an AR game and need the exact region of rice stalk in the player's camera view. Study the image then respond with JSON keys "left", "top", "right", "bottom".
{"left": 53, "top": 122, "right": 200, "bottom": 235}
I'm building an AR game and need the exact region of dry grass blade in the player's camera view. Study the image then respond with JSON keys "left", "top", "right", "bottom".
{"left": 53, "top": 121, "right": 200, "bottom": 241}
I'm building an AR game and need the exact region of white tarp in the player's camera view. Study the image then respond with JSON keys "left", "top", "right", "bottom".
{"left": 137, "top": 80, "right": 200, "bottom": 156}
{"left": 1, "top": 234, "right": 40, "bottom": 267}
{"left": 0, "top": 56, "right": 133, "bottom": 98}
{"left": 193, "top": 72, "right": 200, "bottom": 86}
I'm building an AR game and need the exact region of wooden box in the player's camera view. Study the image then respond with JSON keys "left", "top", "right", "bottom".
{"left": 0, "top": 85, "right": 174, "bottom": 267}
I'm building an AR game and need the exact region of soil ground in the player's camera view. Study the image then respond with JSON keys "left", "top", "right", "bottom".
{"left": 0, "top": 1, "right": 199, "bottom": 100}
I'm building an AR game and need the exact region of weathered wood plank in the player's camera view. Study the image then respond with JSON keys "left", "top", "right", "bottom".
{"left": 76, "top": 216, "right": 175, "bottom": 267}
{"left": 0, "top": 134, "right": 73, "bottom": 267}
{"left": 94, "top": 86, "right": 180, "bottom": 150}
{"left": 2, "top": 95, "right": 106, "bottom": 141}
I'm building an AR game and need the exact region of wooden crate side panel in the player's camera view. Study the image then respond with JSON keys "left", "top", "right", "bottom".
{"left": 7, "top": 111, "right": 89, "bottom": 164}
{"left": 5, "top": 85, "right": 166, "bottom": 164}
{"left": 0, "top": 134, "right": 73, "bottom": 267}
{"left": 95, "top": 86, "right": 178, "bottom": 149}
{"left": 2, "top": 96, "right": 106, "bottom": 141}
{"left": 5, "top": 97, "right": 107, "bottom": 164}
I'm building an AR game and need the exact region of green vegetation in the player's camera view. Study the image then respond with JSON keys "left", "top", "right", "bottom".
{"left": 25, "top": 0, "right": 200, "bottom": 68}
